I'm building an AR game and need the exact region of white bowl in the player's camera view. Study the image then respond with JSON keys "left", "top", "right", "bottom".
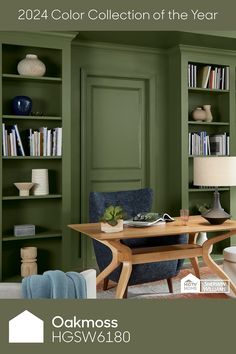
{"left": 14, "top": 182, "right": 34, "bottom": 197}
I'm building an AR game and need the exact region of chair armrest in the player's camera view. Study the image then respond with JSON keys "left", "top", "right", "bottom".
{"left": 0, "top": 283, "right": 23, "bottom": 298}
{"left": 80, "top": 269, "right": 97, "bottom": 299}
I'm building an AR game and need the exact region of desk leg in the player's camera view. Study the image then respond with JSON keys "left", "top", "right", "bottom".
{"left": 108, "top": 241, "right": 133, "bottom": 299}
{"left": 116, "top": 261, "right": 132, "bottom": 299}
{"left": 202, "top": 230, "right": 236, "bottom": 295}
{"left": 189, "top": 233, "right": 200, "bottom": 278}
{"left": 96, "top": 240, "right": 121, "bottom": 286}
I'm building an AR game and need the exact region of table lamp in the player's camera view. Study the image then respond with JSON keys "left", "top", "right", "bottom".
{"left": 193, "top": 156, "right": 236, "bottom": 224}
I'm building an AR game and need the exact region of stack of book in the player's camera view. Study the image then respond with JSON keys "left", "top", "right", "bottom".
{"left": 189, "top": 131, "right": 230, "bottom": 156}
{"left": 188, "top": 64, "right": 229, "bottom": 90}
{"left": 2, "top": 123, "right": 25, "bottom": 156}
{"left": 29, "top": 127, "right": 62, "bottom": 157}
{"left": 2, "top": 124, "right": 62, "bottom": 157}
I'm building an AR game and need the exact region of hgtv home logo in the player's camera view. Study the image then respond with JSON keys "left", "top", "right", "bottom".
{"left": 181, "top": 274, "right": 200, "bottom": 293}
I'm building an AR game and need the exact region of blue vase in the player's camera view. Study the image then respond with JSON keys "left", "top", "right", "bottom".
{"left": 12, "top": 96, "right": 32, "bottom": 116}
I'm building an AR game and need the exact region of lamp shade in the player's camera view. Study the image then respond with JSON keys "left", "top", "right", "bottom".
{"left": 193, "top": 157, "right": 236, "bottom": 187}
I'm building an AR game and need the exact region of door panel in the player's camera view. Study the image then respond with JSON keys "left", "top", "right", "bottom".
{"left": 81, "top": 74, "right": 148, "bottom": 267}
{"left": 91, "top": 84, "right": 142, "bottom": 169}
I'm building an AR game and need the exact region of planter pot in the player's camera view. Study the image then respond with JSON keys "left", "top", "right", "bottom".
{"left": 17, "top": 54, "right": 46, "bottom": 77}
{"left": 101, "top": 220, "right": 123, "bottom": 233}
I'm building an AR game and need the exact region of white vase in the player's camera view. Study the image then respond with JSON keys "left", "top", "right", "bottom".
{"left": 17, "top": 54, "right": 46, "bottom": 77}
{"left": 203, "top": 104, "right": 213, "bottom": 122}
{"left": 32, "top": 169, "right": 49, "bottom": 195}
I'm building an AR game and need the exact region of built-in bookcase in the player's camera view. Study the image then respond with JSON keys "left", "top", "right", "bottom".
{"left": 187, "top": 63, "right": 231, "bottom": 220}
{"left": 0, "top": 33, "right": 75, "bottom": 281}
{"left": 169, "top": 46, "right": 236, "bottom": 256}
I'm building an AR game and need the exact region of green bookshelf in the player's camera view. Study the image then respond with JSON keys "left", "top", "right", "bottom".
{"left": 188, "top": 121, "right": 230, "bottom": 126}
{"left": 3, "top": 115, "right": 62, "bottom": 121}
{"left": 0, "top": 32, "right": 75, "bottom": 281}
{"left": 3, "top": 157, "right": 62, "bottom": 160}
{"left": 2, "top": 194, "right": 62, "bottom": 200}
{"left": 2, "top": 73, "right": 62, "bottom": 82}
{"left": 168, "top": 45, "right": 236, "bottom": 259}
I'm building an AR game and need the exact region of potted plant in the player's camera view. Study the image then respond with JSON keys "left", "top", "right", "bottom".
{"left": 100, "top": 205, "right": 125, "bottom": 233}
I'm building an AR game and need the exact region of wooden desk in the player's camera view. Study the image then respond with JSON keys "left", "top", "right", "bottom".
{"left": 69, "top": 216, "right": 236, "bottom": 298}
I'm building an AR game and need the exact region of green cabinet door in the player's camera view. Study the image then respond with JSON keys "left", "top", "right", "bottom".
{"left": 81, "top": 73, "right": 148, "bottom": 268}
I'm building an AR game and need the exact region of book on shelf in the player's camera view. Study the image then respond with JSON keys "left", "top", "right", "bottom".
{"left": 2, "top": 123, "right": 6, "bottom": 156}
{"left": 188, "top": 64, "right": 197, "bottom": 88}
{"left": 197, "top": 65, "right": 211, "bottom": 88}
{"left": 2, "top": 124, "right": 62, "bottom": 157}
{"left": 225, "top": 66, "right": 230, "bottom": 90}
{"left": 29, "top": 127, "right": 62, "bottom": 157}
{"left": 14, "top": 124, "right": 25, "bottom": 156}
{"left": 209, "top": 133, "right": 229, "bottom": 156}
{"left": 124, "top": 213, "right": 175, "bottom": 227}
{"left": 2, "top": 124, "right": 25, "bottom": 156}
{"left": 189, "top": 131, "right": 229, "bottom": 156}
{"left": 188, "top": 63, "right": 229, "bottom": 90}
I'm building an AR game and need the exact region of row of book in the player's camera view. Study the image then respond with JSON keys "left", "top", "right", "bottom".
{"left": 2, "top": 124, "right": 62, "bottom": 157}
{"left": 188, "top": 64, "right": 229, "bottom": 90}
{"left": 189, "top": 132, "right": 230, "bottom": 156}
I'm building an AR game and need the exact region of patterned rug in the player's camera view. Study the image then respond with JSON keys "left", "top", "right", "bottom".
{"left": 97, "top": 266, "right": 233, "bottom": 299}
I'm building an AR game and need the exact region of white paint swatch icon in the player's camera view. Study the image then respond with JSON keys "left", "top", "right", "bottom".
{"left": 9, "top": 310, "right": 44, "bottom": 343}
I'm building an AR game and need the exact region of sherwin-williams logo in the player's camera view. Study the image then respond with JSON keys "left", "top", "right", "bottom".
{"left": 9, "top": 310, "right": 44, "bottom": 343}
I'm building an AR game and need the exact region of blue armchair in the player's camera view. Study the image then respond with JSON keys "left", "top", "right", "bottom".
{"left": 89, "top": 188, "right": 187, "bottom": 297}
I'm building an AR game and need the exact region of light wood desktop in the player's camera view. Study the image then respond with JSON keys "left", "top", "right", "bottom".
{"left": 69, "top": 216, "right": 236, "bottom": 299}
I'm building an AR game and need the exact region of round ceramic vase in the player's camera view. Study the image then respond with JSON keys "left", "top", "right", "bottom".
{"left": 17, "top": 54, "right": 46, "bottom": 77}
{"left": 12, "top": 95, "right": 32, "bottom": 116}
{"left": 192, "top": 107, "right": 207, "bottom": 121}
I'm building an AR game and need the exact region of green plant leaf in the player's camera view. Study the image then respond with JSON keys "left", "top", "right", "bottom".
{"left": 103, "top": 211, "right": 113, "bottom": 220}
{"left": 114, "top": 206, "right": 123, "bottom": 215}
{"left": 100, "top": 204, "right": 124, "bottom": 224}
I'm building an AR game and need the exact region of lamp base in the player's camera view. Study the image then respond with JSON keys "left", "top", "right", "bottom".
{"left": 202, "top": 188, "right": 231, "bottom": 225}
{"left": 202, "top": 209, "right": 231, "bottom": 225}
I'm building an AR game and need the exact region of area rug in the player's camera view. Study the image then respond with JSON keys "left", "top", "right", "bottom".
{"left": 97, "top": 266, "right": 233, "bottom": 299}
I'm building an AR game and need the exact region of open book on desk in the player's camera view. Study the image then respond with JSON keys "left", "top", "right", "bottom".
{"left": 123, "top": 213, "right": 175, "bottom": 227}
